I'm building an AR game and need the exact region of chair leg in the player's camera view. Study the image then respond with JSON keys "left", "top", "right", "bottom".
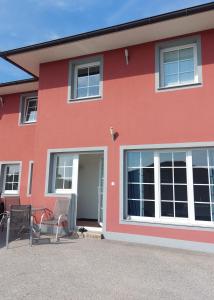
{"left": 6, "top": 217, "right": 10, "bottom": 249}
{"left": 56, "top": 224, "right": 60, "bottom": 242}
{"left": 0, "top": 215, "right": 5, "bottom": 232}
{"left": 29, "top": 216, "right": 33, "bottom": 247}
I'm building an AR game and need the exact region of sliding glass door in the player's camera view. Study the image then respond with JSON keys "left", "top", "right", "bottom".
{"left": 125, "top": 148, "right": 214, "bottom": 225}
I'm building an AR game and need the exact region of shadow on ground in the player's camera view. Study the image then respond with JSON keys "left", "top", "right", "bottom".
{"left": 0, "top": 229, "right": 78, "bottom": 250}
{"left": 0, "top": 229, "right": 6, "bottom": 249}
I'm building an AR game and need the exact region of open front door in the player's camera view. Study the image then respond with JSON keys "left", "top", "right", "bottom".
{"left": 98, "top": 156, "right": 104, "bottom": 226}
{"left": 68, "top": 154, "right": 79, "bottom": 231}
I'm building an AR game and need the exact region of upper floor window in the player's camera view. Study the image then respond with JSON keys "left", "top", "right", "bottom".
{"left": 75, "top": 63, "right": 100, "bottom": 99}
{"left": 156, "top": 35, "right": 202, "bottom": 91}
{"left": 68, "top": 56, "right": 103, "bottom": 102}
{"left": 160, "top": 44, "right": 197, "bottom": 88}
{"left": 20, "top": 93, "right": 38, "bottom": 125}
{"left": 24, "top": 97, "right": 38, "bottom": 123}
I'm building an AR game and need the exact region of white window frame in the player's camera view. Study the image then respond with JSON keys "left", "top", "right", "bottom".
{"left": 123, "top": 148, "right": 214, "bottom": 228}
{"left": 23, "top": 96, "right": 38, "bottom": 124}
{"left": 51, "top": 153, "right": 79, "bottom": 194}
{"left": 27, "top": 161, "right": 34, "bottom": 196}
{"left": 160, "top": 43, "right": 198, "bottom": 88}
{"left": 74, "top": 61, "right": 101, "bottom": 100}
{"left": 2, "top": 163, "right": 21, "bottom": 195}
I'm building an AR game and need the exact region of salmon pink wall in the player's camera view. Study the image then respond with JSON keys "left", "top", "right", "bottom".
{"left": 0, "top": 93, "right": 36, "bottom": 203}
{"left": 1, "top": 29, "right": 214, "bottom": 244}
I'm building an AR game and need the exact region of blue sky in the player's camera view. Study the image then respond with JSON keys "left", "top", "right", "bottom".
{"left": 0, "top": 0, "right": 211, "bottom": 82}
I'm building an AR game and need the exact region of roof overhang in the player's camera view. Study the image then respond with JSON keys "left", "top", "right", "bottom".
{"left": 0, "top": 79, "right": 38, "bottom": 96}
{"left": 1, "top": 2, "right": 214, "bottom": 77}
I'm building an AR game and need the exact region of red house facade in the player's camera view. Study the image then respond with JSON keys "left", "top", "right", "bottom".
{"left": 0, "top": 3, "right": 214, "bottom": 252}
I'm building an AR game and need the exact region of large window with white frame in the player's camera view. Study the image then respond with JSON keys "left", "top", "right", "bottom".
{"left": 160, "top": 44, "right": 198, "bottom": 88}
{"left": 2, "top": 164, "right": 20, "bottom": 195}
{"left": 124, "top": 149, "right": 214, "bottom": 225}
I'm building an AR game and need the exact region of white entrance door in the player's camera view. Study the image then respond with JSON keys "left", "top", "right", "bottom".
{"left": 70, "top": 154, "right": 79, "bottom": 230}
{"left": 52, "top": 153, "right": 79, "bottom": 230}
{"left": 98, "top": 157, "right": 104, "bottom": 226}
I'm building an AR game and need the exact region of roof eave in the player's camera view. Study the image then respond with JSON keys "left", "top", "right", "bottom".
{"left": 0, "top": 78, "right": 38, "bottom": 96}
{"left": 1, "top": 2, "right": 214, "bottom": 57}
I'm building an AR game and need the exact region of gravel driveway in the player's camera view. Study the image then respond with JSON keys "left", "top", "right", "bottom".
{"left": 0, "top": 236, "right": 214, "bottom": 300}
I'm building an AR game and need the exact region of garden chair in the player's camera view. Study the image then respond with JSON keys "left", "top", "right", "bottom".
{"left": 39, "top": 197, "right": 71, "bottom": 241}
{"left": 6, "top": 205, "right": 33, "bottom": 249}
{"left": 0, "top": 197, "right": 20, "bottom": 231}
{"left": 4, "top": 197, "right": 20, "bottom": 212}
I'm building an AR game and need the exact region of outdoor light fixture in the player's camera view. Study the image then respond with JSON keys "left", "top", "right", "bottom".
{"left": 110, "top": 127, "right": 116, "bottom": 141}
{"left": 124, "top": 48, "right": 129, "bottom": 65}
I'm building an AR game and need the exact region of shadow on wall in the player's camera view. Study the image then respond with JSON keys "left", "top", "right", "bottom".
{"left": 0, "top": 94, "right": 20, "bottom": 120}
{"left": 39, "top": 45, "right": 155, "bottom": 91}
{"left": 39, "top": 30, "right": 214, "bottom": 92}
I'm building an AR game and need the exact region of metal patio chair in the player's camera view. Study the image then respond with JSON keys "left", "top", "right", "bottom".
{"left": 0, "top": 199, "right": 4, "bottom": 229}
{"left": 6, "top": 205, "right": 33, "bottom": 249}
{"left": 39, "top": 197, "right": 71, "bottom": 241}
{"left": 0, "top": 197, "right": 20, "bottom": 231}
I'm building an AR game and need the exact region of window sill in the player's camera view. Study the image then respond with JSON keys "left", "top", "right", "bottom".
{"left": 68, "top": 96, "right": 102, "bottom": 103}
{"left": 20, "top": 121, "right": 37, "bottom": 126}
{"left": 157, "top": 82, "right": 202, "bottom": 92}
{"left": 121, "top": 217, "right": 214, "bottom": 230}
{"left": 45, "top": 192, "right": 73, "bottom": 198}
{"left": 2, "top": 193, "right": 19, "bottom": 197}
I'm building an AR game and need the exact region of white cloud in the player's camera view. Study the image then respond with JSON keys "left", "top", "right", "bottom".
{"left": 105, "top": 0, "right": 141, "bottom": 24}
{"left": 45, "top": 32, "right": 62, "bottom": 40}
{"left": 30, "top": 0, "right": 99, "bottom": 12}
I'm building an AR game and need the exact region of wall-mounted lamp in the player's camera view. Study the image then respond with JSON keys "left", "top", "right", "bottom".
{"left": 0, "top": 97, "right": 4, "bottom": 107}
{"left": 124, "top": 48, "right": 129, "bottom": 65}
{"left": 110, "top": 127, "right": 116, "bottom": 141}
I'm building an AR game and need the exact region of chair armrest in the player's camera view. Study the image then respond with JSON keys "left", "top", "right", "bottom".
{"left": 41, "top": 209, "right": 54, "bottom": 220}
{"left": 0, "top": 212, "right": 8, "bottom": 218}
{"left": 57, "top": 214, "right": 68, "bottom": 224}
{"left": 39, "top": 209, "right": 54, "bottom": 229}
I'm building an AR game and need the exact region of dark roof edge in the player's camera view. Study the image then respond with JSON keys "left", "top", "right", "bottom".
{"left": 3, "top": 56, "right": 39, "bottom": 79}
{"left": 1, "top": 2, "right": 214, "bottom": 57}
{"left": 0, "top": 77, "right": 38, "bottom": 88}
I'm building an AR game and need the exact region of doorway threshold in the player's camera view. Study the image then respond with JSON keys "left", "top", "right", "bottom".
{"left": 76, "top": 226, "right": 102, "bottom": 233}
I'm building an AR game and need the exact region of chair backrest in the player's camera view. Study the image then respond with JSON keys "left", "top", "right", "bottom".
{"left": 53, "top": 198, "right": 71, "bottom": 219}
{"left": 0, "top": 198, "right": 4, "bottom": 215}
{"left": 9, "top": 205, "right": 32, "bottom": 241}
{"left": 4, "top": 197, "right": 20, "bottom": 213}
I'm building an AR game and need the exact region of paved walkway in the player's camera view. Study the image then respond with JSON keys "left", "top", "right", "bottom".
{"left": 0, "top": 235, "right": 214, "bottom": 300}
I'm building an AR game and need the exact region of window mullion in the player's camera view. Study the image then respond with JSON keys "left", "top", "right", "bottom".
{"left": 207, "top": 150, "right": 213, "bottom": 221}
{"left": 193, "top": 44, "right": 198, "bottom": 82}
{"left": 63, "top": 161, "right": 66, "bottom": 190}
{"left": 53, "top": 156, "right": 57, "bottom": 192}
{"left": 172, "top": 154, "right": 175, "bottom": 218}
{"left": 125, "top": 153, "right": 128, "bottom": 219}
{"left": 140, "top": 153, "right": 143, "bottom": 217}
{"left": 178, "top": 50, "right": 180, "bottom": 85}
{"left": 154, "top": 152, "right": 160, "bottom": 219}
{"left": 87, "top": 67, "right": 90, "bottom": 97}
{"left": 187, "top": 151, "right": 195, "bottom": 222}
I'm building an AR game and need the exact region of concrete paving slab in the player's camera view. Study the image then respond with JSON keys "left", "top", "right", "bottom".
{"left": 0, "top": 235, "right": 214, "bottom": 300}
